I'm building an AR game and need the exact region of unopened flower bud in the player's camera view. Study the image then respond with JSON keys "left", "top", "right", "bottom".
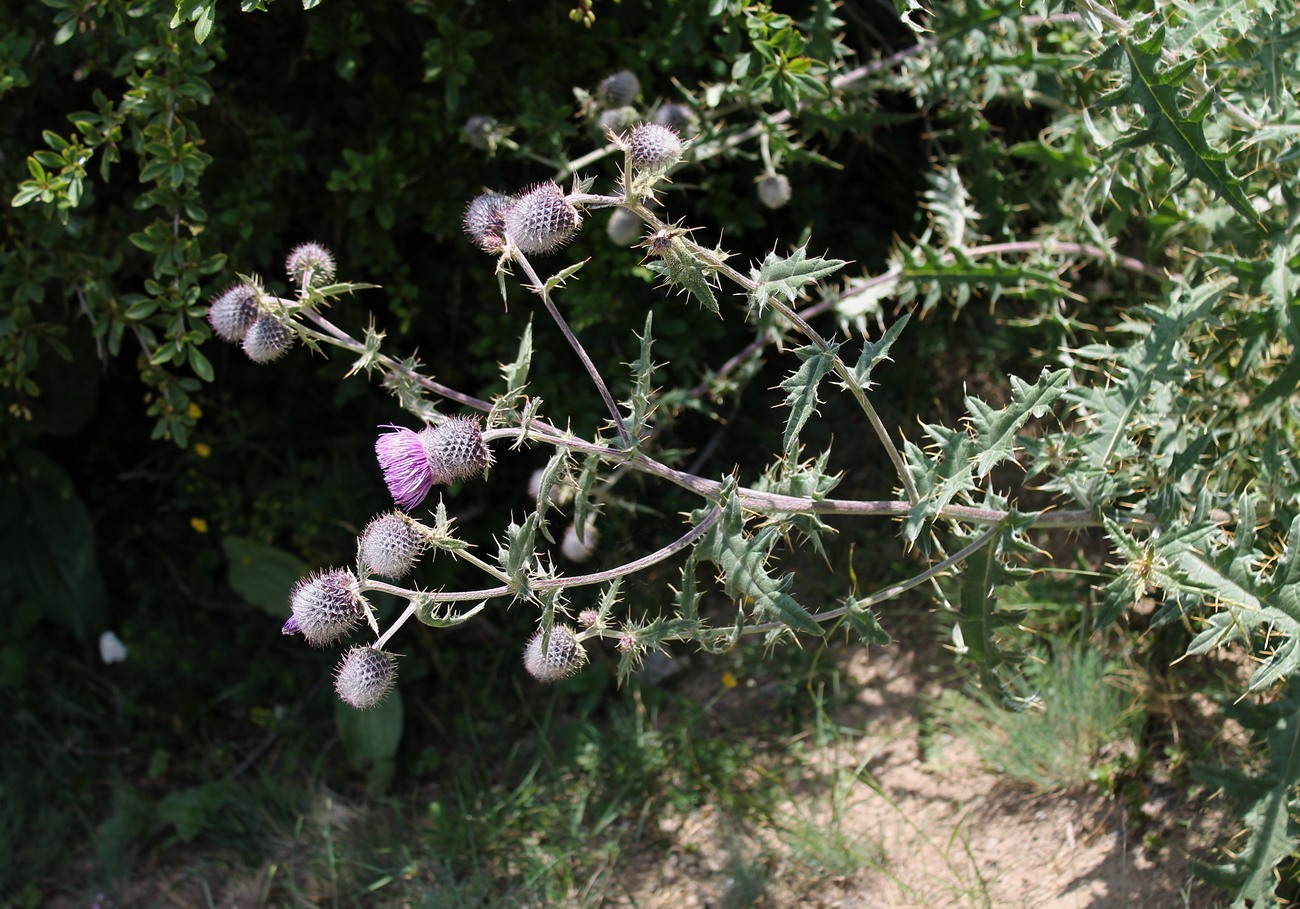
{"left": 597, "top": 70, "right": 640, "bottom": 108}
{"left": 360, "top": 511, "right": 426, "bottom": 578}
{"left": 242, "top": 315, "right": 294, "bottom": 363}
{"left": 653, "top": 103, "right": 698, "bottom": 137}
{"left": 285, "top": 241, "right": 336, "bottom": 288}
{"left": 462, "top": 114, "right": 497, "bottom": 149}
{"left": 757, "top": 174, "right": 792, "bottom": 209}
{"left": 288, "top": 568, "right": 364, "bottom": 647}
{"left": 578, "top": 609, "right": 599, "bottom": 628}
{"left": 607, "top": 207, "right": 642, "bottom": 246}
{"left": 505, "top": 182, "right": 582, "bottom": 255}
{"left": 334, "top": 646, "right": 398, "bottom": 710}
{"left": 599, "top": 106, "right": 639, "bottom": 134}
{"left": 622, "top": 123, "right": 682, "bottom": 174}
{"left": 464, "top": 191, "right": 514, "bottom": 254}
{"left": 207, "top": 282, "right": 259, "bottom": 343}
{"left": 523, "top": 624, "right": 587, "bottom": 682}
{"left": 561, "top": 519, "right": 599, "bottom": 563}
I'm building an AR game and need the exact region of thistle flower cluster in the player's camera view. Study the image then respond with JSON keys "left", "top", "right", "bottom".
{"left": 207, "top": 280, "right": 295, "bottom": 364}
{"left": 463, "top": 182, "right": 583, "bottom": 257}
{"left": 619, "top": 123, "right": 683, "bottom": 176}
{"left": 375, "top": 417, "right": 492, "bottom": 509}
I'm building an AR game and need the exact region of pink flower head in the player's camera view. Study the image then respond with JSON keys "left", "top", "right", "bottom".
{"left": 376, "top": 425, "right": 435, "bottom": 508}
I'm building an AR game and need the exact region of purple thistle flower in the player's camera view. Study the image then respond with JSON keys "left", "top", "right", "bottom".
{"left": 376, "top": 425, "right": 436, "bottom": 508}
{"left": 282, "top": 615, "right": 301, "bottom": 636}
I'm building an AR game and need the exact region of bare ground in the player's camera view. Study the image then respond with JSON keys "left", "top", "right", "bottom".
{"left": 612, "top": 642, "right": 1226, "bottom": 909}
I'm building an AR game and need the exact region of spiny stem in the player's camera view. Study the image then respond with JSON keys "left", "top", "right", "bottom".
{"left": 511, "top": 250, "right": 634, "bottom": 448}
{"left": 746, "top": 525, "right": 1003, "bottom": 634}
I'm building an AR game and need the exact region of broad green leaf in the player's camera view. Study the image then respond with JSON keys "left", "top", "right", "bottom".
{"left": 336, "top": 688, "right": 403, "bottom": 794}
{"left": 222, "top": 535, "right": 308, "bottom": 617}
{"left": 0, "top": 448, "right": 107, "bottom": 641}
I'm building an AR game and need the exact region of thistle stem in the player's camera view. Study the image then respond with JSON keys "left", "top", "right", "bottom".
{"left": 511, "top": 250, "right": 634, "bottom": 448}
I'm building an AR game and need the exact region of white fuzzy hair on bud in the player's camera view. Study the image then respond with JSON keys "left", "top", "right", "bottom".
{"left": 285, "top": 241, "right": 336, "bottom": 288}
{"left": 757, "top": 174, "right": 792, "bottom": 209}
{"left": 208, "top": 282, "right": 261, "bottom": 343}
{"left": 420, "top": 416, "right": 491, "bottom": 484}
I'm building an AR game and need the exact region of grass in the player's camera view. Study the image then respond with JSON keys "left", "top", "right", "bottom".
{"left": 930, "top": 644, "right": 1146, "bottom": 793}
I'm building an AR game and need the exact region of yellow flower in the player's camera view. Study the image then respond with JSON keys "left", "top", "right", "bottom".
{"left": 187, "top": 402, "right": 203, "bottom": 419}
{"left": 194, "top": 442, "right": 212, "bottom": 458}
{"left": 721, "top": 671, "right": 738, "bottom": 689}
{"left": 190, "top": 517, "right": 209, "bottom": 534}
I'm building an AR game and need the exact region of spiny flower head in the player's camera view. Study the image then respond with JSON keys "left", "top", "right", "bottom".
{"left": 597, "top": 70, "right": 640, "bottom": 108}
{"left": 621, "top": 123, "right": 683, "bottom": 174}
{"left": 523, "top": 624, "right": 587, "bottom": 683}
{"left": 286, "top": 241, "right": 336, "bottom": 288}
{"left": 464, "top": 191, "right": 514, "bottom": 254}
{"left": 423, "top": 416, "right": 491, "bottom": 484}
{"left": 334, "top": 646, "right": 398, "bottom": 710}
{"left": 359, "top": 511, "right": 426, "bottom": 579}
{"left": 242, "top": 315, "right": 294, "bottom": 363}
{"left": 288, "top": 568, "right": 364, "bottom": 647}
{"left": 505, "top": 182, "right": 582, "bottom": 255}
{"left": 376, "top": 419, "right": 491, "bottom": 509}
{"left": 757, "top": 173, "right": 792, "bottom": 209}
{"left": 376, "top": 426, "right": 436, "bottom": 509}
{"left": 207, "top": 282, "right": 260, "bottom": 343}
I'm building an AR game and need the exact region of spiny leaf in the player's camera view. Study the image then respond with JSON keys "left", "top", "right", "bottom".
{"left": 1191, "top": 678, "right": 1300, "bottom": 907}
{"left": 893, "top": 241, "right": 1066, "bottom": 314}
{"left": 696, "top": 479, "right": 823, "bottom": 637}
{"left": 499, "top": 320, "right": 532, "bottom": 402}
{"left": 779, "top": 342, "right": 839, "bottom": 457}
{"left": 645, "top": 253, "right": 719, "bottom": 313}
{"left": 624, "top": 312, "right": 658, "bottom": 441}
{"left": 1069, "top": 279, "right": 1224, "bottom": 469}
{"left": 903, "top": 426, "right": 975, "bottom": 542}
{"left": 543, "top": 259, "right": 586, "bottom": 294}
{"left": 942, "top": 524, "right": 1030, "bottom": 695}
{"left": 845, "top": 598, "right": 892, "bottom": 645}
{"left": 747, "top": 246, "right": 847, "bottom": 315}
{"left": 847, "top": 313, "right": 910, "bottom": 390}
{"left": 1093, "top": 25, "right": 1262, "bottom": 228}
{"left": 967, "top": 368, "right": 1069, "bottom": 477}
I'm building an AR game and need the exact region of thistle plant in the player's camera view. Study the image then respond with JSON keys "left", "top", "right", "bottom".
{"left": 192, "top": 6, "right": 1300, "bottom": 902}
